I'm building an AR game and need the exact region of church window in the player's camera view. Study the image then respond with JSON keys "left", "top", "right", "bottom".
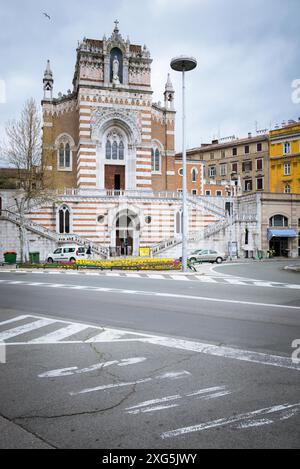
{"left": 119, "top": 141, "right": 124, "bottom": 160}
{"left": 112, "top": 141, "right": 118, "bottom": 160}
{"left": 59, "top": 144, "right": 65, "bottom": 168}
{"left": 65, "top": 144, "right": 71, "bottom": 168}
{"left": 191, "top": 168, "right": 197, "bottom": 182}
{"left": 57, "top": 137, "right": 73, "bottom": 170}
{"left": 105, "top": 132, "right": 125, "bottom": 161}
{"left": 58, "top": 205, "right": 70, "bottom": 234}
{"left": 106, "top": 140, "right": 112, "bottom": 159}
{"left": 151, "top": 148, "right": 161, "bottom": 172}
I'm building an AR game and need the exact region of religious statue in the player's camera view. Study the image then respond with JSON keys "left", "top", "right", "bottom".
{"left": 112, "top": 55, "right": 120, "bottom": 84}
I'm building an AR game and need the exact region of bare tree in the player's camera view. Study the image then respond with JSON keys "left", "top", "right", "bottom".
{"left": 2, "top": 98, "right": 54, "bottom": 262}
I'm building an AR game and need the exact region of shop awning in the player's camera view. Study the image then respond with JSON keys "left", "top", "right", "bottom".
{"left": 267, "top": 229, "right": 297, "bottom": 241}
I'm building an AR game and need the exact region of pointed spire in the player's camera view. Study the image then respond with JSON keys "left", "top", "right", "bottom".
{"left": 44, "top": 59, "right": 53, "bottom": 79}
{"left": 165, "top": 73, "right": 173, "bottom": 91}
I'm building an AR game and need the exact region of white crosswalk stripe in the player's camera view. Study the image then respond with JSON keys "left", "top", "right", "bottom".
{"left": 1, "top": 314, "right": 300, "bottom": 372}
{"left": 195, "top": 276, "right": 218, "bottom": 283}
{"left": 1, "top": 270, "right": 300, "bottom": 289}
{"left": 0, "top": 315, "right": 29, "bottom": 327}
{"left": 29, "top": 323, "right": 90, "bottom": 343}
{"left": 0, "top": 318, "right": 56, "bottom": 341}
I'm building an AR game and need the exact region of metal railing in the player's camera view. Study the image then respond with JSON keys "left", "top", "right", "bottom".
{"left": 0, "top": 209, "right": 109, "bottom": 258}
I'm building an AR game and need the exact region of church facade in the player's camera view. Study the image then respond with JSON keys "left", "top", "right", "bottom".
{"left": 3, "top": 23, "right": 299, "bottom": 262}
{"left": 36, "top": 22, "right": 219, "bottom": 257}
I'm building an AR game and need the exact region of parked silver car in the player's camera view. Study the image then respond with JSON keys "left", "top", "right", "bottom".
{"left": 187, "top": 249, "right": 227, "bottom": 264}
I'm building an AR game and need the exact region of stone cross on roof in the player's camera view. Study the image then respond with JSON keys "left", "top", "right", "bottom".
{"left": 114, "top": 19, "right": 119, "bottom": 32}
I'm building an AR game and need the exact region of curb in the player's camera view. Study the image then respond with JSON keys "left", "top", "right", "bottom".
{"left": 284, "top": 265, "right": 300, "bottom": 273}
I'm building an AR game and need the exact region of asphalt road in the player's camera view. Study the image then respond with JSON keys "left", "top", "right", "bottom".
{"left": 0, "top": 261, "right": 299, "bottom": 449}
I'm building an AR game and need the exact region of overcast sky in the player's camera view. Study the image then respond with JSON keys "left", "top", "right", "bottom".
{"left": 0, "top": 0, "right": 300, "bottom": 161}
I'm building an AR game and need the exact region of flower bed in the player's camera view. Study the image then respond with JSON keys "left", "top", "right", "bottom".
{"left": 76, "top": 258, "right": 181, "bottom": 271}
{"left": 17, "top": 258, "right": 182, "bottom": 271}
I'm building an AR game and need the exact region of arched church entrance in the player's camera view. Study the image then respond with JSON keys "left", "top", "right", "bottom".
{"left": 111, "top": 209, "right": 140, "bottom": 257}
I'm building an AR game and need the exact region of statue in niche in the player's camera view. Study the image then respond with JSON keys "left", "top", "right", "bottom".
{"left": 112, "top": 55, "right": 120, "bottom": 84}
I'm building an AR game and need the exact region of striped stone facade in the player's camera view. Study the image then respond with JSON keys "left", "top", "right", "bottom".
{"left": 37, "top": 24, "right": 216, "bottom": 256}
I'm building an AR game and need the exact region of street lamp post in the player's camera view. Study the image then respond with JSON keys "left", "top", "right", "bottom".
{"left": 170, "top": 56, "right": 197, "bottom": 272}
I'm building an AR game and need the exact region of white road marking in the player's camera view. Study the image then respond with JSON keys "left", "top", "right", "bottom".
{"left": 161, "top": 402, "right": 300, "bottom": 439}
{"left": 223, "top": 278, "right": 247, "bottom": 286}
{"left": 1, "top": 270, "right": 300, "bottom": 289}
{"left": 0, "top": 315, "right": 29, "bottom": 327}
{"left": 170, "top": 275, "right": 190, "bottom": 281}
{"left": 237, "top": 418, "right": 274, "bottom": 428}
{"left": 6, "top": 281, "right": 25, "bottom": 285}
{"left": 147, "top": 274, "right": 165, "bottom": 280}
{"left": 126, "top": 386, "right": 231, "bottom": 415}
{"left": 30, "top": 323, "right": 89, "bottom": 343}
{"left": 39, "top": 357, "right": 146, "bottom": 378}
{"left": 201, "top": 390, "right": 232, "bottom": 400}
{"left": 195, "top": 276, "right": 218, "bottom": 283}
{"left": 142, "top": 336, "right": 300, "bottom": 372}
{"left": 186, "top": 386, "right": 226, "bottom": 397}
{"left": 134, "top": 404, "right": 179, "bottom": 414}
{"left": 0, "top": 318, "right": 55, "bottom": 341}
{"left": 85, "top": 330, "right": 129, "bottom": 342}
{"left": 253, "top": 281, "right": 274, "bottom": 288}
{"left": 126, "top": 395, "right": 181, "bottom": 411}
{"left": 286, "top": 284, "right": 300, "bottom": 290}
{"left": 70, "top": 370, "right": 191, "bottom": 396}
{"left": 2, "top": 313, "right": 300, "bottom": 372}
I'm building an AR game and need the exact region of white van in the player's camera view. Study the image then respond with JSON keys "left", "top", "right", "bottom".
{"left": 46, "top": 245, "right": 89, "bottom": 263}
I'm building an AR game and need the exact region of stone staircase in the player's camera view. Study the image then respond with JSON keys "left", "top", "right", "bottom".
{"left": 187, "top": 196, "right": 227, "bottom": 218}
{"left": 0, "top": 209, "right": 109, "bottom": 258}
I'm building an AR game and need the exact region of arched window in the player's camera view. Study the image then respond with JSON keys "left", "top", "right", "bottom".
{"left": 192, "top": 168, "right": 197, "bottom": 182}
{"left": 155, "top": 149, "right": 160, "bottom": 172}
{"left": 119, "top": 141, "right": 124, "bottom": 160}
{"left": 269, "top": 215, "right": 288, "bottom": 227}
{"left": 65, "top": 143, "right": 70, "bottom": 168}
{"left": 151, "top": 148, "right": 161, "bottom": 172}
{"left": 112, "top": 141, "right": 118, "bottom": 160}
{"left": 59, "top": 144, "right": 65, "bottom": 168}
{"left": 176, "top": 210, "right": 183, "bottom": 234}
{"left": 58, "top": 205, "right": 70, "bottom": 234}
{"left": 105, "top": 131, "right": 125, "bottom": 161}
{"left": 106, "top": 140, "right": 112, "bottom": 159}
{"left": 57, "top": 137, "right": 73, "bottom": 170}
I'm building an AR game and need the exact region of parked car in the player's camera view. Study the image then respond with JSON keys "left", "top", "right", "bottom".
{"left": 179, "top": 249, "right": 227, "bottom": 264}
{"left": 46, "top": 245, "right": 89, "bottom": 263}
{"left": 190, "top": 249, "right": 227, "bottom": 264}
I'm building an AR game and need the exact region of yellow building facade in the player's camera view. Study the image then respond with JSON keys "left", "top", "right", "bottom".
{"left": 269, "top": 122, "right": 300, "bottom": 194}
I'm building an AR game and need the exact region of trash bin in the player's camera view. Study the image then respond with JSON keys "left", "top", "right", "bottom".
{"left": 29, "top": 252, "right": 40, "bottom": 264}
{"left": 4, "top": 251, "right": 17, "bottom": 264}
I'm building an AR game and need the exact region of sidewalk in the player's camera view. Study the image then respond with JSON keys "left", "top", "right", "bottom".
{"left": 0, "top": 415, "right": 53, "bottom": 449}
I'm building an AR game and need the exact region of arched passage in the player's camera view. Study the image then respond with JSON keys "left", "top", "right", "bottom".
{"left": 111, "top": 209, "right": 140, "bottom": 257}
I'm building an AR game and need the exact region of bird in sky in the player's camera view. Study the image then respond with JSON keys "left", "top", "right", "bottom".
{"left": 43, "top": 12, "right": 51, "bottom": 20}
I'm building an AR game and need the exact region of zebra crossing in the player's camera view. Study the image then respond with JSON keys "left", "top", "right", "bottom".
{"left": 0, "top": 314, "right": 149, "bottom": 345}
{"left": 1, "top": 313, "right": 299, "bottom": 444}
{"left": 1, "top": 313, "right": 300, "bottom": 372}
{"left": 0, "top": 269, "right": 300, "bottom": 289}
